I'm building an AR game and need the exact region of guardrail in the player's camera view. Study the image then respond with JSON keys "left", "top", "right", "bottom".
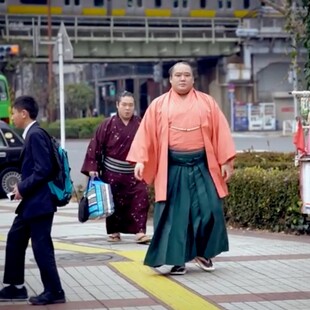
{"left": 0, "top": 14, "right": 245, "bottom": 44}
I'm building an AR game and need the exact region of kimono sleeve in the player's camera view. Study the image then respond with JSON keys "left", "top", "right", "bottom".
{"left": 127, "top": 100, "right": 159, "bottom": 184}
{"left": 80, "top": 118, "right": 110, "bottom": 176}
{"left": 210, "top": 97, "right": 236, "bottom": 166}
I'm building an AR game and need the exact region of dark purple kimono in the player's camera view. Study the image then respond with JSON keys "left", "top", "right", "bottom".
{"left": 81, "top": 115, "right": 149, "bottom": 235}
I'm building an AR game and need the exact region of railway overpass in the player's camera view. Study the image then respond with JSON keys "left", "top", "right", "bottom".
{"left": 0, "top": 13, "right": 293, "bottom": 124}
{"left": 0, "top": 14, "right": 249, "bottom": 61}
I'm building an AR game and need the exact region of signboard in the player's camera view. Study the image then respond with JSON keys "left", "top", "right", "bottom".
{"left": 53, "top": 22, "right": 73, "bottom": 61}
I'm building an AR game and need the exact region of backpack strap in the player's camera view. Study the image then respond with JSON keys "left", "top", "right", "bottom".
{"left": 38, "top": 127, "right": 61, "bottom": 172}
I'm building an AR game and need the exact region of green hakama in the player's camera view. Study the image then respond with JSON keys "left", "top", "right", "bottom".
{"left": 144, "top": 149, "right": 228, "bottom": 267}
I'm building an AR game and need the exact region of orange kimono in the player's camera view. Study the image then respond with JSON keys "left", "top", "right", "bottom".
{"left": 127, "top": 88, "right": 236, "bottom": 202}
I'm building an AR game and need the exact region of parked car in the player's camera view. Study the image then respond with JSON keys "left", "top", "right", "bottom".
{"left": 0, "top": 121, "right": 23, "bottom": 197}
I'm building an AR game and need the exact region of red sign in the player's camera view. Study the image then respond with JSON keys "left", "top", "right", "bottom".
{"left": 281, "top": 107, "right": 294, "bottom": 112}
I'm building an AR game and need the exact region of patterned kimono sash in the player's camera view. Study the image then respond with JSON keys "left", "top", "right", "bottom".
{"left": 103, "top": 156, "right": 134, "bottom": 174}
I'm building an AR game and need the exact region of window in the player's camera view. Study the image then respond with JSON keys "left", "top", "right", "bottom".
{"left": 200, "top": 0, "right": 207, "bottom": 8}
{"left": 94, "top": 0, "right": 104, "bottom": 6}
{"left": 0, "top": 0, "right": 5, "bottom": 3}
{"left": 182, "top": 0, "right": 187, "bottom": 8}
{"left": 137, "top": 0, "right": 143, "bottom": 7}
{"left": 20, "top": 0, "right": 47, "bottom": 4}
{"left": 243, "top": 0, "right": 250, "bottom": 9}
{"left": 218, "top": 0, "right": 223, "bottom": 9}
{"left": 227, "top": 0, "right": 231, "bottom": 8}
{"left": 0, "top": 81, "right": 7, "bottom": 101}
{"left": 64, "top": 0, "right": 70, "bottom": 5}
{"left": 155, "top": 0, "right": 161, "bottom": 8}
{"left": 1, "top": 128, "right": 24, "bottom": 148}
{"left": 127, "top": 0, "right": 133, "bottom": 7}
{"left": 0, "top": 133, "right": 5, "bottom": 147}
{"left": 74, "top": 0, "right": 80, "bottom": 5}
{"left": 173, "top": 0, "right": 178, "bottom": 8}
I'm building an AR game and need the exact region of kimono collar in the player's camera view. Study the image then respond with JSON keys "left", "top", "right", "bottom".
{"left": 169, "top": 88, "right": 196, "bottom": 100}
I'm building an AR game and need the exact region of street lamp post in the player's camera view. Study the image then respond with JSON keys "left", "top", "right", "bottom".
{"left": 291, "top": 0, "right": 299, "bottom": 118}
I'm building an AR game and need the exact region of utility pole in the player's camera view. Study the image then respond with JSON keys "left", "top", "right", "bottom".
{"left": 93, "top": 64, "right": 100, "bottom": 115}
{"left": 57, "top": 32, "right": 65, "bottom": 149}
{"left": 47, "top": 0, "right": 53, "bottom": 121}
{"left": 291, "top": 0, "right": 299, "bottom": 118}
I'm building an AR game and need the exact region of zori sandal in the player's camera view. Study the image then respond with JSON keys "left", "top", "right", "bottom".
{"left": 136, "top": 235, "right": 151, "bottom": 244}
{"left": 107, "top": 234, "right": 121, "bottom": 242}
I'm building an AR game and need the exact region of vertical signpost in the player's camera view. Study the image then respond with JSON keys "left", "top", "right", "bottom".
{"left": 53, "top": 22, "right": 73, "bottom": 149}
{"left": 228, "top": 83, "right": 235, "bottom": 132}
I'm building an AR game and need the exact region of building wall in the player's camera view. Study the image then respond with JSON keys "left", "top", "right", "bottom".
{"left": 253, "top": 56, "right": 306, "bottom": 129}
{"left": 256, "top": 62, "right": 291, "bottom": 102}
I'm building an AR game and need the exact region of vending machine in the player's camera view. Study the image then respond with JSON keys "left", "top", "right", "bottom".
{"left": 233, "top": 102, "right": 249, "bottom": 131}
{"left": 248, "top": 102, "right": 276, "bottom": 131}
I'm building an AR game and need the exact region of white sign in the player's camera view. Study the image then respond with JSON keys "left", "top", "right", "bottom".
{"left": 53, "top": 22, "right": 73, "bottom": 61}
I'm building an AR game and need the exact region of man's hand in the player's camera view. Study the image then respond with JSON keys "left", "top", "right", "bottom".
{"left": 89, "top": 171, "right": 99, "bottom": 178}
{"left": 221, "top": 163, "right": 233, "bottom": 182}
{"left": 134, "top": 163, "right": 144, "bottom": 181}
{"left": 12, "top": 184, "right": 22, "bottom": 200}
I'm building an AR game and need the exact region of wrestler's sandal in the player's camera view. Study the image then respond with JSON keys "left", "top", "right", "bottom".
{"left": 135, "top": 234, "right": 151, "bottom": 244}
{"left": 195, "top": 257, "right": 215, "bottom": 272}
{"left": 107, "top": 233, "right": 121, "bottom": 242}
{"left": 170, "top": 265, "right": 187, "bottom": 275}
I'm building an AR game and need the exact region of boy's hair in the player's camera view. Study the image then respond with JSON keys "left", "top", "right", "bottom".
{"left": 13, "top": 96, "right": 39, "bottom": 120}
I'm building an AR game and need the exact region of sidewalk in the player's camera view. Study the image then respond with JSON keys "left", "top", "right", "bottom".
{"left": 1, "top": 201, "right": 310, "bottom": 310}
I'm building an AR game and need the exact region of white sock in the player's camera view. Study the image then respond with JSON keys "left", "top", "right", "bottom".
{"left": 15, "top": 285, "right": 24, "bottom": 289}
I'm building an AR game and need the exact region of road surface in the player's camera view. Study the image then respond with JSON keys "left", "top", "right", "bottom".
{"left": 66, "top": 132, "right": 295, "bottom": 188}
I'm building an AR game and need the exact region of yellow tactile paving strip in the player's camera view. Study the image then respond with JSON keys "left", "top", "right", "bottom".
{"left": 112, "top": 261, "right": 219, "bottom": 310}
{"left": 0, "top": 235, "right": 219, "bottom": 309}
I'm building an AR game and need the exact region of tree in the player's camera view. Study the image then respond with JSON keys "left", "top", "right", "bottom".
{"left": 64, "top": 83, "right": 95, "bottom": 118}
{"left": 258, "top": 0, "right": 310, "bottom": 87}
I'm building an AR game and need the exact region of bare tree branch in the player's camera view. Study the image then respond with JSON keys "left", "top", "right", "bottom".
{"left": 259, "top": 0, "right": 305, "bottom": 35}
{"left": 258, "top": 0, "right": 287, "bottom": 15}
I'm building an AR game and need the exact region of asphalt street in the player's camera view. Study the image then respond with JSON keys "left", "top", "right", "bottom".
{"left": 66, "top": 132, "right": 295, "bottom": 188}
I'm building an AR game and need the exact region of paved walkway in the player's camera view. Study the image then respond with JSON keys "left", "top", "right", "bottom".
{"left": 1, "top": 201, "right": 310, "bottom": 310}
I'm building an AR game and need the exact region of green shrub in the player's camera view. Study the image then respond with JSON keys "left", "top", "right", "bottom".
{"left": 66, "top": 126, "right": 80, "bottom": 139}
{"left": 234, "top": 151, "right": 295, "bottom": 170}
{"left": 148, "top": 152, "right": 305, "bottom": 234}
{"left": 224, "top": 166, "right": 302, "bottom": 233}
{"left": 44, "top": 117, "right": 104, "bottom": 139}
{"left": 79, "top": 127, "right": 94, "bottom": 139}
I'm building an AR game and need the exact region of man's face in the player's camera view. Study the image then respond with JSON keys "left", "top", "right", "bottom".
{"left": 169, "top": 63, "right": 194, "bottom": 95}
{"left": 11, "top": 107, "right": 27, "bottom": 129}
{"left": 116, "top": 96, "right": 135, "bottom": 121}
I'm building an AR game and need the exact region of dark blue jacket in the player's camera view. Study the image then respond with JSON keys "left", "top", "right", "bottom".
{"left": 16, "top": 122, "right": 56, "bottom": 219}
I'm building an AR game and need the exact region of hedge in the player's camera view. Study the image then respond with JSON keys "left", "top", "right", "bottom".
{"left": 234, "top": 151, "right": 295, "bottom": 170}
{"left": 41, "top": 117, "right": 104, "bottom": 139}
{"left": 224, "top": 166, "right": 302, "bottom": 233}
{"left": 148, "top": 152, "right": 307, "bottom": 234}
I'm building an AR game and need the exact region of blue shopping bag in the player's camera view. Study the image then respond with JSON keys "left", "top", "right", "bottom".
{"left": 86, "top": 177, "right": 115, "bottom": 219}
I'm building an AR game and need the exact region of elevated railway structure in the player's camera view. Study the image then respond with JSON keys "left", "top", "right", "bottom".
{"left": 0, "top": 13, "right": 289, "bottom": 61}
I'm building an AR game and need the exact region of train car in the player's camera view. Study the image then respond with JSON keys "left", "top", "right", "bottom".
{"left": 0, "top": 74, "right": 12, "bottom": 124}
{"left": 2, "top": 0, "right": 270, "bottom": 18}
